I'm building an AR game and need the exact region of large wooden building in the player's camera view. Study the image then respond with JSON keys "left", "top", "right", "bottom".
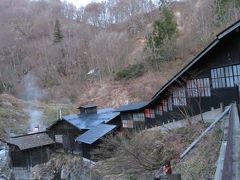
{"left": 2, "top": 132, "right": 55, "bottom": 167}
{"left": 116, "top": 20, "right": 240, "bottom": 130}
{"left": 47, "top": 104, "right": 121, "bottom": 159}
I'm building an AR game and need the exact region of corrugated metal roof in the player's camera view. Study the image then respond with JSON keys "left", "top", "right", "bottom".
{"left": 5, "top": 132, "right": 54, "bottom": 150}
{"left": 62, "top": 108, "right": 120, "bottom": 130}
{"left": 115, "top": 101, "right": 149, "bottom": 112}
{"left": 76, "top": 124, "right": 116, "bottom": 144}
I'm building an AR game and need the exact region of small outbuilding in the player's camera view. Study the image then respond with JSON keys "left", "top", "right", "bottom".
{"left": 2, "top": 132, "right": 55, "bottom": 167}
{"left": 76, "top": 123, "right": 117, "bottom": 159}
{"left": 47, "top": 104, "right": 121, "bottom": 159}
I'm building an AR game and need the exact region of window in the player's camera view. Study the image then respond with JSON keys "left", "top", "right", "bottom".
{"left": 121, "top": 114, "right": 133, "bottom": 128}
{"left": 122, "top": 120, "right": 133, "bottom": 128}
{"left": 225, "top": 66, "right": 234, "bottom": 87}
{"left": 55, "top": 135, "right": 63, "bottom": 143}
{"left": 163, "top": 100, "right": 168, "bottom": 112}
{"left": 233, "top": 64, "right": 240, "bottom": 84}
{"left": 173, "top": 88, "right": 187, "bottom": 106}
{"left": 155, "top": 105, "right": 163, "bottom": 115}
{"left": 168, "top": 96, "right": 173, "bottom": 111}
{"left": 211, "top": 68, "right": 226, "bottom": 88}
{"left": 133, "top": 113, "right": 145, "bottom": 121}
{"left": 211, "top": 64, "right": 240, "bottom": 88}
{"left": 145, "top": 108, "right": 155, "bottom": 118}
{"left": 187, "top": 78, "right": 211, "bottom": 97}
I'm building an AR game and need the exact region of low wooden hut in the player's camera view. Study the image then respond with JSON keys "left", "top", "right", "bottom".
{"left": 2, "top": 132, "right": 55, "bottom": 167}
{"left": 76, "top": 123, "right": 117, "bottom": 159}
{"left": 47, "top": 104, "right": 121, "bottom": 159}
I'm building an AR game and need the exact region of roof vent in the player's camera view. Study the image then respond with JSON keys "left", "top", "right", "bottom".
{"left": 78, "top": 103, "right": 97, "bottom": 114}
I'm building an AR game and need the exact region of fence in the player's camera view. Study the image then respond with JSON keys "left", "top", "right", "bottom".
{"left": 221, "top": 105, "right": 234, "bottom": 179}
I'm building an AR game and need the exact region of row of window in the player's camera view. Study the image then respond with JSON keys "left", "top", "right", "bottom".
{"left": 133, "top": 113, "right": 145, "bottom": 121}
{"left": 122, "top": 113, "right": 145, "bottom": 128}
{"left": 122, "top": 120, "right": 133, "bottom": 128}
{"left": 172, "top": 78, "right": 210, "bottom": 106}
{"left": 187, "top": 78, "right": 211, "bottom": 97}
{"left": 145, "top": 109, "right": 155, "bottom": 118}
{"left": 122, "top": 64, "right": 240, "bottom": 128}
{"left": 173, "top": 89, "right": 187, "bottom": 106}
{"left": 211, "top": 64, "right": 240, "bottom": 88}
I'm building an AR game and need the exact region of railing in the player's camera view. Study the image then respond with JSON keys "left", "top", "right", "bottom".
{"left": 221, "top": 105, "right": 233, "bottom": 180}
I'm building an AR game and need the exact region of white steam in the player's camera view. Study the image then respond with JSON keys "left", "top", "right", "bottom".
{"left": 23, "top": 73, "right": 46, "bottom": 132}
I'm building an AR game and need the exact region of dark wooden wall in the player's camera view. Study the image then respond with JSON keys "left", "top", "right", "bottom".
{"left": 48, "top": 120, "right": 83, "bottom": 153}
{"left": 9, "top": 146, "right": 52, "bottom": 167}
{"left": 107, "top": 115, "right": 122, "bottom": 131}
{"left": 120, "top": 29, "right": 240, "bottom": 129}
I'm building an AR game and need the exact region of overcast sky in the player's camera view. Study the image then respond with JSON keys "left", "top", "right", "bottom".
{"left": 63, "top": 0, "right": 100, "bottom": 8}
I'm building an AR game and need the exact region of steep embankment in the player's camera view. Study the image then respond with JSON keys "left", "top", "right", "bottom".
{"left": 74, "top": 0, "right": 217, "bottom": 108}
{"left": 0, "top": 93, "right": 75, "bottom": 139}
{"left": 92, "top": 122, "right": 223, "bottom": 179}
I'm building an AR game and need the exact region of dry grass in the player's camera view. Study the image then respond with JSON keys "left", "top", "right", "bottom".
{"left": 0, "top": 93, "right": 75, "bottom": 138}
{"left": 94, "top": 122, "right": 213, "bottom": 179}
{"left": 31, "top": 153, "right": 101, "bottom": 180}
{"left": 173, "top": 123, "right": 223, "bottom": 180}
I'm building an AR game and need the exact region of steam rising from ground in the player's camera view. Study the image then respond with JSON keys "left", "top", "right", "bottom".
{"left": 23, "top": 73, "right": 47, "bottom": 132}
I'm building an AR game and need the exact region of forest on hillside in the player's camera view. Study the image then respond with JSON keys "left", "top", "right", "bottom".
{"left": 0, "top": 0, "right": 240, "bottom": 104}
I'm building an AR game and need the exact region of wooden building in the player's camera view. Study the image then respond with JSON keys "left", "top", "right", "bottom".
{"left": 47, "top": 104, "right": 121, "bottom": 159}
{"left": 2, "top": 132, "right": 54, "bottom": 167}
{"left": 116, "top": 20, "right": 240, "bottom": 130}
{"left": 76, "top": 123, "right": 117, "bottom": 159}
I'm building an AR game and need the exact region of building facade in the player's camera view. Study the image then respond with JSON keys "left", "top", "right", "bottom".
{"left": 47, "top": 105, "right": 121, "bottom": 159}
{"left": 3, "top": 132, "right": 55, "bottom": 167}
{"left": 116, "top": 20, "right": 240, "bottom": 130}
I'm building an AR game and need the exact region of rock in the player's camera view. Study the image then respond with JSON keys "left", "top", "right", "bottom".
{"left": 0, "top": 101, "right": 13, "bottom": 108}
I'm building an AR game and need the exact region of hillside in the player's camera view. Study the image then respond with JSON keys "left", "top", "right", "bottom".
{"left": 0, "top": 120, "right": 223, "bottom": 179}
{"left": 0, "top": 1, "right": 239, "bottom": 179}
{"left": 0, "top": 93, "right": 75, "bottom": 138}
{"left": 0, "top": 0, "right": 240, "bottom": 107}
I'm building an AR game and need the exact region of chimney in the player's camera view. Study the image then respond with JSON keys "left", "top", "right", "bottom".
{"left": 78, "top": 103, "right": 97, "bottom": 114}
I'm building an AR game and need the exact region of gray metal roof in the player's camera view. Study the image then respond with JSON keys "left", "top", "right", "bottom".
{"left": 76, "top": 124, "right": 116, "bottom": 144}
{"left": 5, "top": 132, "right": 54, "bottom": 150}
{"left": 62, "top": 108, "right": 120, "bottom": 130}
{"left": 115, "top": 101, "right": 149, "bottom": 112}
{"left": 217, "top": 20, "right": 240, "bottom": 39}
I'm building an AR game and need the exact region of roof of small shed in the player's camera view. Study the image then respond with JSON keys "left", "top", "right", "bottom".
{"left": 76, "top": 124, "right": 116, "bottom": 144}
{"left": 4, "top": 132, "right": 54, "bottom": 150}
{"left": 49, "top": 108, "right": 120, "bottom": 130}
{"left": 115, "top": 101, "right": 149, "bottom": 112}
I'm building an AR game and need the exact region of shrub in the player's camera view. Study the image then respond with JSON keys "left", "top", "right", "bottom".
{"left": 115, "top": 63, "right": 145, "bottom": 80}
{"left": 145, "top": 6, "right": 178, "bottom": 69}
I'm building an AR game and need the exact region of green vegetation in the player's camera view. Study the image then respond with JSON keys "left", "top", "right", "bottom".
{"left": 215, "top": 0, "right": 240, "bottom": 24}
{"left": 0, "top": 106, "right": 28, "bottom": 138}
{"left": 53, "top": 19, "right": 63, "bottom": 43}
{"left": 145, "top": 6, "right": 177, "bottom": 69}
{"left": 0, "top": 94, "right": 75, "bottom": 138}
{"left": 147, "top": 7, "right": 177, "bottom": 49}
{"left": 115, "top": 63, "right": 145, "bottom": 80}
